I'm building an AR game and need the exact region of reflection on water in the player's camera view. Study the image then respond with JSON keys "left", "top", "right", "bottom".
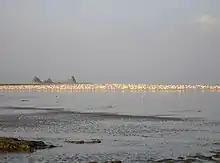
{"left": 1, "top": 90, "right": 220, "bottom": 119}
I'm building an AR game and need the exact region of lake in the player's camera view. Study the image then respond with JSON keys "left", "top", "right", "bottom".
{"left": 0, "top": 90, "right": 220, "bottom": 162}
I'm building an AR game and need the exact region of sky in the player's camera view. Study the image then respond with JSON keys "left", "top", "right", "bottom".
{"left": 0, "top": 0, "right": 220, "bottom": 84}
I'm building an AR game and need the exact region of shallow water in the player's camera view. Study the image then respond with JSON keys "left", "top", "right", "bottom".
{"left": 0, "top": 90, "right": 220, "bottom": 162}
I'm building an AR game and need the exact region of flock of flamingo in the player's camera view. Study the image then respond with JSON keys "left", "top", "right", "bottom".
{"left": 0, "top": 84, "right": 219, "bottom": 92}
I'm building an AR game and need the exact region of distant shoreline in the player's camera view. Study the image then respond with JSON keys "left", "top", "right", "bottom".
{"left": 0, "top": 83, "right": 220, "bottom": 91}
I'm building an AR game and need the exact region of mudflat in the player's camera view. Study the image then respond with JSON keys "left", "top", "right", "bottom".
{"left": 0, "top": 90, "right": 220, "bottom": 162}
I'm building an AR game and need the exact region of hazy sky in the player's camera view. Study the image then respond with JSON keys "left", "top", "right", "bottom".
{"left": 0, "top": 0, "right": 220, "bottom": 84}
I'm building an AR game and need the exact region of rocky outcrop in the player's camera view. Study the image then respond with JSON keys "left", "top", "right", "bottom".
{"left": 32, "top": 76, "right": 42, "bottom": 84}
{"left": 62, "top": 76, "right": 77, "bottom": 84}
{"left": 71, "top": 76, "right": 77, "bottom": 83}
{"left": 64, "top": 139, "right": 101, "bottom": 144}
{"left": 0, "top": 137, "right": 57, "bottom": 153}
{"left": 32, "top": 76, "right": 77, "bottom": 84}
{"left": 154, "top": 153, "right": 220, "bottom": 162}
{"left": 44, "top": 78, "right": 53, "bottom": 84}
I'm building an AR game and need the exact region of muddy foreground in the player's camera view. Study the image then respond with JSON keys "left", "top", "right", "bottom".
{"left": 0, "top": 107, "right": 220, "bottom": 163}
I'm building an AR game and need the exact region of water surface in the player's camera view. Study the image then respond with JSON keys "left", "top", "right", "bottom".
{"left": 0, "top": 90, "right": 220, "bottom": 162}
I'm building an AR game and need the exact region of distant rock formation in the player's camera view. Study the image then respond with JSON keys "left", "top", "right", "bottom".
{"left": 64, "top": 76, "right": 77, "bottom": 84}
{"left": 32, "top": 76, "right": 42, "bottom": 84}
{"left": 44, "top": 78, "right": 53, "bottom": 84}
{"left": 32, "top": 76, "right": 77, "bottom": 84}
{"left": 71, "top": 76, "right": 77, "bottom": 83}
